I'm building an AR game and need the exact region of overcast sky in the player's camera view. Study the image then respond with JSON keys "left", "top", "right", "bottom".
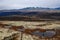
{"left": 0, "top": 0, "right": 60, "bottom": 10}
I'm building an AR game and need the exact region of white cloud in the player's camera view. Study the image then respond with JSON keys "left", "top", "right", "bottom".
{"left": 0, "top": 0, "right": 60, "bottom": 9}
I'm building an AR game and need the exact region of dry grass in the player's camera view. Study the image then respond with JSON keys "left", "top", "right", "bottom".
{"left": 0, "top": 21, "right": 60, "bottom": 40}
{"left": 0, "top": 21, "right": 60, "bottom": 29}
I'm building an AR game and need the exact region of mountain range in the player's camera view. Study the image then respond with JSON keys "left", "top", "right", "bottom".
{"left": 0, "top": 7, "right": 60, "bottom": 21}
{"left": 20, "top": 7, "right": 60, "bottom": 10}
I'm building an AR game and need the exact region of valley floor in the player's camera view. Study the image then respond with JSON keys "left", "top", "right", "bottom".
{"left": 0, "top": 21, "right": 60, "bottom": 40}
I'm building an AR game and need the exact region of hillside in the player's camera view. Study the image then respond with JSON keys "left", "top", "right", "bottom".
{"left": 0, "top": 7, "right": 60, "bottom": 21}
{"left": 0, "top": 11, "right": 60, "bottom": 21}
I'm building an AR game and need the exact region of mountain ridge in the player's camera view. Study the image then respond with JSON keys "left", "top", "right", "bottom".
{"left": 0, "top": 7, "right": 60, "bottom": 21}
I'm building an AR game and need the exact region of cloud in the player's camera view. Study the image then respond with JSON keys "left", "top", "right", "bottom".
{"left": 0, "top": 0, "right": 60, "bottom": 10}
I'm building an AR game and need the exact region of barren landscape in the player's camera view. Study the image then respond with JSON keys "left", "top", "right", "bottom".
{"left": 0, "top": 21, "right": 60, "bottom": 29}
{"left": 0, "top": 20, "right": 60, "bottom": 40}
{"left": 0, "top": 0, "right": 60, "bottom": 40}
{"left": 0, "top": 10, "right": 60, "bottom": 40}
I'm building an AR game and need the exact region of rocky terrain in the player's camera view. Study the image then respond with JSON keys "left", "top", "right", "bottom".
{"left": 0, "top": 9, "right": 60, "bottom": 40}
{"left": 0, "top": 21, "right": 60, "bottom": 40}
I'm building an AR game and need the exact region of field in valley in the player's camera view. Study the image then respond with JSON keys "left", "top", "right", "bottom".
{"left": 0, "top": 21, "right": 60, "bottom": 40}
{"left": 0, "top": 21, "right": 60, "bottom": 29}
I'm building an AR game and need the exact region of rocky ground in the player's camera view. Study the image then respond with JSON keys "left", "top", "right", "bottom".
{"left": 0, "top": 21, "right": 60, "bottom": 40}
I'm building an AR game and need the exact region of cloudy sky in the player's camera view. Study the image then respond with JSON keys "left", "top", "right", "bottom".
{"left": 0, "top": 0, "right": 60, "bottom": 10}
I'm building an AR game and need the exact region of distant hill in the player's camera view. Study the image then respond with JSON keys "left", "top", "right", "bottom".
{"left": 0, "top": 7, "right": 60, "bottom": 12}
{"left": 0, "top": 11, "right": 60, "bottom": 21}
{"left": 0, "top": 7, "right": 60, "bottom": 21}
{"left": 0, "top": 7, "right": 60, "bottom": 16}
{"left": 55, "top": 7, "right": 60, "bottom": 10}
{"left": 20, "top": 7, "right": 60, "bottom": 10}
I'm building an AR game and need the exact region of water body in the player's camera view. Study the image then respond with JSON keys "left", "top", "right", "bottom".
{"left": 32, "top": 31, "right": 56, "bottom": 37}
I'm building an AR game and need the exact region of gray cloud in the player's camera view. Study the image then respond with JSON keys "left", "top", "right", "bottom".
{"left": 0, "top": 0, "right": 60, "bottom": 10}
